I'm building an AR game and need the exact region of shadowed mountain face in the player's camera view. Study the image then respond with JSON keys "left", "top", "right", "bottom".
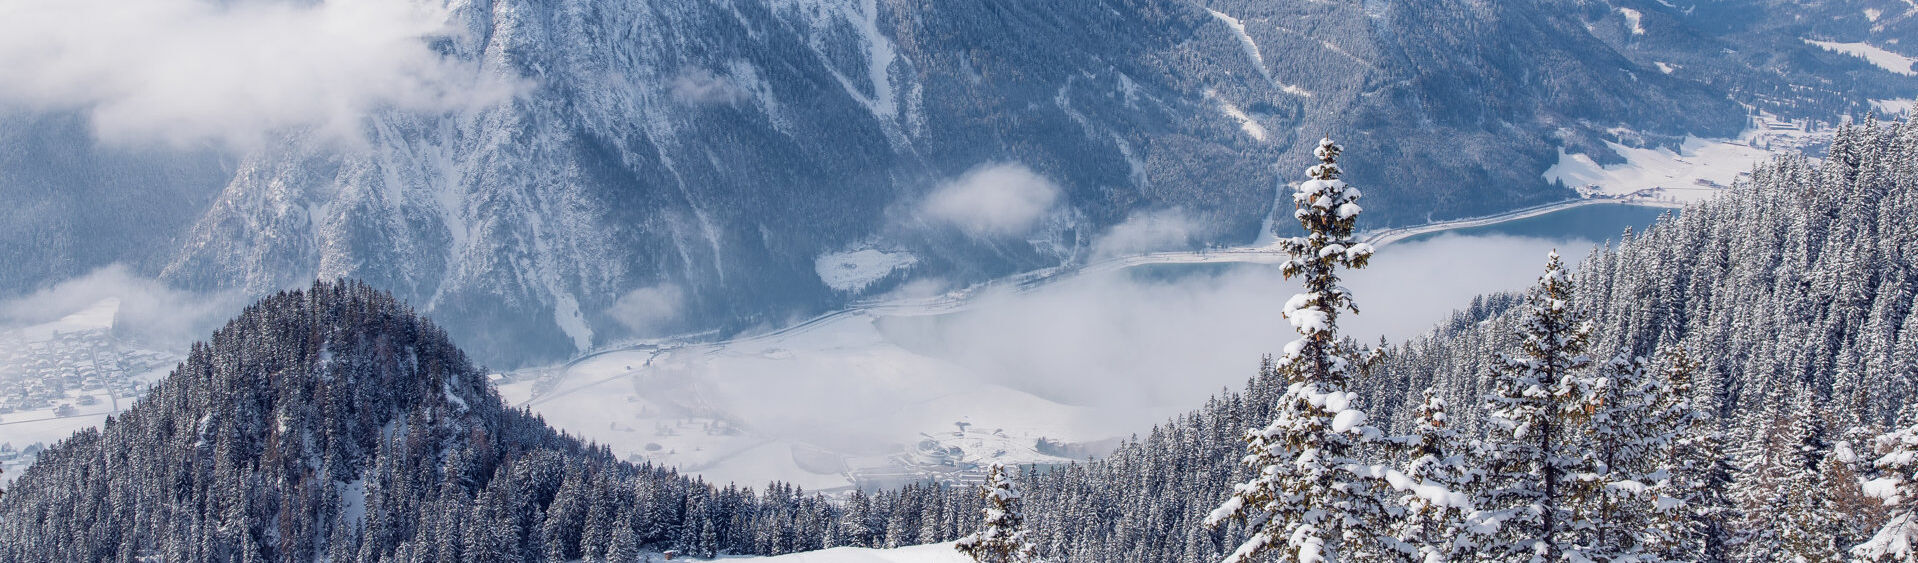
{"left": 3, "top": 0, "right": 1911, "bottom": 366}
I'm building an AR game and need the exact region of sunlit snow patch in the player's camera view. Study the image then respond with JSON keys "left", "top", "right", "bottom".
{"left": 1207, "top": 90, "right": 1268, "bottom": 142}
{"left": 721, "top": 541, "right": 970, "bottom": 562}
{"left": 1805, "top": 39, "right": 1918, "bottom": 76}
{"left": 1545, "top": 121, "right": 1826, "bottom": 205}
{"left": 1619, "top": 8, "right": 1645, "bottom": 35}
{"left": 816, "top": 249, "right": 918, "bottom": 292}
{"left": 1874, "top": 98, "right": 1917, "bottom": 116}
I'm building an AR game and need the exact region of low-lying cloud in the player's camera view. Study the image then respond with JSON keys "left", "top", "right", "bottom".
{"left": 889, "top": 233, "right": 1597, "bottom": 424}
{"left": 0, "top": 265, "right": 247, "bottom": 351}
{"left": 0, "top": 0, "right": 518, "bottom": 149}
{"left": 669, "top": 68, "right": 747, "bottom": 106}
{"left": 1090, "top": 208, "right": 1208, "bottom": 259}
{"left": 575, "top": 232, "right": 1608, "bottom": 475}
{"left": 920, "top": 163, "right": 1063, "bottom": 238}
{"left": 607, "top": 284, "right": 686, "bottom": 337}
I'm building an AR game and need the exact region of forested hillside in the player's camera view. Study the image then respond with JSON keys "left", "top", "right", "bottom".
{"left": 0, "top": 282, "right": 986, "bottom": 561}
{"left": 1012, "top": 117, "right": 1918, "bottom": 561}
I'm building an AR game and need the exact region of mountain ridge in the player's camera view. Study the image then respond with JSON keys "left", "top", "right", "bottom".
{"left": 4, "top": 0, "right": 1914, "bottom": 366}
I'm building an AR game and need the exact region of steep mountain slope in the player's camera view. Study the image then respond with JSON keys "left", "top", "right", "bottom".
{"left": 5, "top": 0, "right": 1912, "bottom": 366}
{"left": 0, "top": 111, "right": 231, "bottom": 293}
{"left": 0, "top": 281, "right": 995, "bottom": 561}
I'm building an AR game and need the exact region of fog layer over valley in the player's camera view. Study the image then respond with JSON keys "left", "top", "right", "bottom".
{"left": 0, "top": 203, "right": 1660, "bottom": 490}
{"left": 500, "top": 230, "right": 1630, "bottom": 491}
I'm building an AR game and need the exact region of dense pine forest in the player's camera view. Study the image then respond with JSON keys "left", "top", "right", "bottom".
{"left": 0, "top": 281, "right": 985, "bottom": 561}
{"left": 1014, "top": 117, "right": 1918, "bottom": 562}
{"left": 5, "top": 118, "right": 1918, "bottom": 562}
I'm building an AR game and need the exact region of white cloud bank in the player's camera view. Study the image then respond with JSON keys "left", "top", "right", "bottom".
{"left": 904, "top": 233, "right": 1591, "bottom": 417}
{"left": 0, "top": 0, "right": 518, "bottom": 149}
{"left": 920, "top": 163, "right": 1063, "bottom": 237}
{"left": 607, "top": 284, "right": 686, "bottom": 337}
{"left": 1090, "top": 208, "right": 1208, "bottom": 259}
{"left": 670, "top": 68, "right": 748, "bottom": 106}
{"left": 0, "top": 265, "right": 247, "bottom": 351}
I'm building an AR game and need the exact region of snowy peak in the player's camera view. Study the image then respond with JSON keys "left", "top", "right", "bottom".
{"left": 8, "top": 0, "right": 1913, "bottom": 367}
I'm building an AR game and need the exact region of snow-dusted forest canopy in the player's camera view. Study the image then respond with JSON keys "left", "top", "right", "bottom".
{"left": 5, "top": 118, "right": 1918, "bottom": 561}
{"left": 1010, "top": 117, "right": 1918, "bottom": 562}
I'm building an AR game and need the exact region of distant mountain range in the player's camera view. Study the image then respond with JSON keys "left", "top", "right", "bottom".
{"left": 2, "top": 0, "right": 1914, "bottom": 366}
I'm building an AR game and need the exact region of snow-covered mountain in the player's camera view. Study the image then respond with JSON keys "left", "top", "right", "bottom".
{"left": 3, "top": 0, "right": 1912, "bottom": 365}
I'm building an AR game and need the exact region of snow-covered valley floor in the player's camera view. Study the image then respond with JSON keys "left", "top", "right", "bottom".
{"left": 714, "top": 542, "right": 967, "bottom": 562}
{"left": 1545, "top": 117, "right": 1832, "bottom": 205}
{"left": 498, "top": 232, "right": 1619, "bottom": 493}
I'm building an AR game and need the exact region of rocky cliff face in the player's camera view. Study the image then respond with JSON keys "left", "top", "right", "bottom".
{"left": 4, "top": 0, "right": 1909, "bottom": 365}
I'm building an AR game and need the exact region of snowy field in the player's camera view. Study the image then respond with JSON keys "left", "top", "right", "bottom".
{"left": 1805, "top": 39, "right": 1918, "bottom": 76}
{"left": 816, "top": 249, "right": 920, "bottom": 293}
{"left": 1545, "top": 119, "right": 1828, "bottom": 204}
{"left": 714, "top": 542, "right": 967, "bottom": 562}
{"left": 1875, "top": 98, "right": 1916, "bottom": 116}
{"left": 502, "top": 233, "right": 1602, "bottom": 492}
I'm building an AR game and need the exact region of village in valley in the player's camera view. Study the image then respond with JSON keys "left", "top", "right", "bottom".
{"left": 0, "top": 299, "right": 178, "bottom": 480}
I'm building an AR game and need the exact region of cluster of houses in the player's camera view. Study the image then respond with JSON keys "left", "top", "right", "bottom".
{"left": 0, "top": 326, "right": 174, "bottom": 419}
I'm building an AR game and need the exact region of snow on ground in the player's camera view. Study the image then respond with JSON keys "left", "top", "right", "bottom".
{"left": 508, "top": 231, "right": 1597, "bottom": 493}
{"left": 816, "top": 249, "right": 919, "bottom": 293}
{"left": 0, "top": 361, "right": 173, "bottom": 485}
{"left": 0, "top": 298, "right": 179, "bottom": 484}
{"left": 1619, "top": 7, "right": 1645, "bottom": 35}
{"left": 1207, "top": 90, "right": 1268, "bottom": 141}
{"left": 502, "top": 309, "right": 1103, "bottom": 492}
{"left": 717, "top": 541, "right": 968, "bottom": 562}
{"left": 1208, "top": 9, "right": 1267, "bottom": 79}
{"left": 12, "top": 298, "right": 119, "bottom": 341}
{"left": 1875, "top": 98, "right": 1917, "bottom": 116}
{"left": 1545, "top": 120, "right": 1826, "bottom": 204}
{"left": 1204, "top": 9, "right": 1308, "bottom": 97}
{"left": 1805, "top": 39, "right": 1918, "bottom": 76}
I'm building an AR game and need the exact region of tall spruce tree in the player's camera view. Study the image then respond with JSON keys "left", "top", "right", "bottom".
{"left": 955, "top": 462, "right": 1038, "bottom": 563}
{"left": 1205, "top": 137, "right": 1389, "bottom": 562}
{"left": 1480, "top": 251, "right": 1596, "bottom": 561}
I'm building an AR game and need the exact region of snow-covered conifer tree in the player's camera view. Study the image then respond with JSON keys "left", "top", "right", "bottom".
{"left": 1585, "top": 354, "right": 1661, "bottom": 560}
{"left": 1855, "top": 414, "right": 1918, "bottom": 561}
{"left": 1479, "top": 250, "right": 1596, "bottom": 561}
{"left": 1649, "top": 345, "right": 1734, "bottom": 562}
{"left": 1772, "top": 391, "right": 1844, "bottom": 562}
{"left": 956, "top": 462, "right": 1038, "bottom": 563}
{"left": 1390, "top": 387, "right": 1481, "bottom": 562}
{"left": 1205, "top": 138, "right": 1389, "bottom": 563}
